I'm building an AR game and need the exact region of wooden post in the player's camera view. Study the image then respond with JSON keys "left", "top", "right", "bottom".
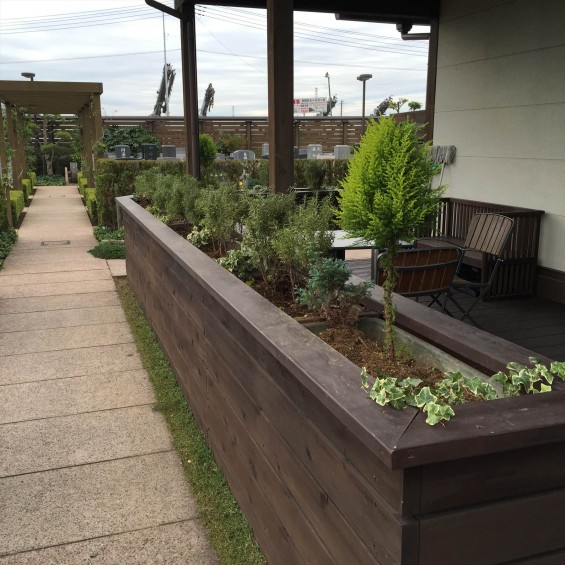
{"left": 5, "top": 104, "right": 21, "bottom": 191}
{"left": 267, "top": 0, "right": 294, "bottom": 193}
{"left": 0, "top": 104, "right": 13, "bottom": 227}
{"left": 425, "top": 17, "right": 439, "bottom": 142}
{"left": 90, "top": 93, "right": 103, "bottom": 184}
{"left": 180, "top": 3, "right": 200, "bottom": 179}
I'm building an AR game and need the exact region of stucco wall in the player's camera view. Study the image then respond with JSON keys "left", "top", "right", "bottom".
{"left": 433, "top": 0, "right": 565, "bottom": 271}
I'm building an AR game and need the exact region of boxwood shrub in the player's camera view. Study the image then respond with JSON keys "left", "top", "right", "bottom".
{"left": 21, "top": 179, "right": 32, "bottom": 201}
{"left": 84, "top": 187, "right": 97, "bottom": 222}
{"left": 9, "top": 190, "right": 25, "bottom": 225}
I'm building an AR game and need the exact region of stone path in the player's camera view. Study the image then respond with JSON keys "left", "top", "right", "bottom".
{"left": 0, "top": 185, "right": 217, "bottom": 564}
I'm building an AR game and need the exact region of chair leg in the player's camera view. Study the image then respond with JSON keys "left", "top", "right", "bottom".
{"left": 445, "top": 290, "right": 483, "bottom": 328}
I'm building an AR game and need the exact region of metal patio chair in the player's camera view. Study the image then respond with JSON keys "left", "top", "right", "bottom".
{"left": 374, "top": 247, "right": 462, "bottom": 312}
{"left": 440, "top": 213, "right": 515, "bottom": 325}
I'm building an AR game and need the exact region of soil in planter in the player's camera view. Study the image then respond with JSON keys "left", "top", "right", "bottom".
{"left": 251, "top": 280, "right": 466, "bottom": 390}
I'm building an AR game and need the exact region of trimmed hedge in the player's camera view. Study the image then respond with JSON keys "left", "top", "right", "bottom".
{"left": 28, "top": 171, "right": 37, "bottom": 187}
{"left": 22, "top": 179, "right": 33, "bottom": 202}
{"left": 95, "top": 159, "right": 184, "bottom": 228}
{"left": 84, "top": 187, "right": 97, "bottom": 222}
{"left": 10, "top": 190, "right": 25, "bottom": 225}
{"left": 213, "top": 158, "right": 350, "bottom": 189}
{"left": 78, "top": 176, "right": 88, "bottom": 198}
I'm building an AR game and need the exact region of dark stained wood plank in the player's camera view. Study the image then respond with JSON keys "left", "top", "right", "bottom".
{"left": 419, "top": 488, "right": 565, "bottom": 565}
{"left": 419, "top": 440, "right": 565, "bottom": 513}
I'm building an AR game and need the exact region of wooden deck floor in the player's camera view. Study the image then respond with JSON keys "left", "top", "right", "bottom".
{"left": 347, "top": 258, "right": 565, "bottom": 362}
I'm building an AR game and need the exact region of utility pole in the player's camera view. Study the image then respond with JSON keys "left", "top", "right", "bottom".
{"left": 162, "top": 13, "right": 169, "bottom": 116}
{"left": 340, "top": 100, "right": 343, "bottom": 116}
{"left": 325, "top": 72, "right": 332, "bottom": 116}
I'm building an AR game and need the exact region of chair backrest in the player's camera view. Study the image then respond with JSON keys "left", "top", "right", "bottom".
{"left": 464, "top": 213, "right": 514, "bottom": 257}
{"left": 375, "top": 247, "right": 461, "bottom": 297}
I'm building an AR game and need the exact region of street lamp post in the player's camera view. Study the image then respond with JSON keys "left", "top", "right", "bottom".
{"left": 325, "top": 72, "right": 332, "bottom": 116}
{"left": 357, "top": 73, "right": 372, "bottom": 135}
{"left": 21, "top": 72, "right": 35, "bottom": 81}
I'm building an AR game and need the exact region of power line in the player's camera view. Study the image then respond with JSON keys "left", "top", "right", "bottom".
{"left": 0, "top": 46, "right": 425, "bottom": 72}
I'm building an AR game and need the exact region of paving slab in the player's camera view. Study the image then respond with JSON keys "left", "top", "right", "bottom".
{"left": 0, "top": 279, "right": 116, "bottom": 299}
{"left": 0, "top": 452, "right": 197, "bottom": 556}
{"left": 0, "top": 290, "right": 119, "bottom": 314}
{"left": 0, "top": 268, "right": 112, "bottom": 287}
{"left": 0, "top": 520, "right": 219, "bottom": 564}
{"left": 0, "top": 342, "right": 143, "bottom": 385}
{"left": 0, "top": 184, "right": 218, "bottom": 563}
{"left": 107, "top": 259, "right": 127, "bottom": 277}
{"left": 0, "top": 321, "right": 134, "bottom": 356}
{"left": 0, "top": 261, "right": 108, "bottom": 276}
{"left": 0, "top": 369, "right": 154, "bottom": 424}
{"left": 0, "top": 405, "right": 172, "bottom": 477}
{"left": 0, "top": 305, "right": 126, "bottom": 333}
{"left": 3, "top": 253, "right": 100, "bottom": 266}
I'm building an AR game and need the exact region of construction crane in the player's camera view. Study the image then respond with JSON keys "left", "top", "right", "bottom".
{"left": 152, "top": 63, "right": 176, "bottom": 116}
{"left": 200, "top": 83, "right": 215, "bottom": 116}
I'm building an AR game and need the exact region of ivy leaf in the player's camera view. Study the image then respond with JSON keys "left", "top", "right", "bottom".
{"left": 413, "top": 387, "right": 437, "bottom": 408}
{"left": 424, "top": 402, "right": 455, "bottom": 425}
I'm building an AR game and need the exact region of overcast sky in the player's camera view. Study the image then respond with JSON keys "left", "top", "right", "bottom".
{"left": 0, "top": 0, "right": 430, "bottom": 117}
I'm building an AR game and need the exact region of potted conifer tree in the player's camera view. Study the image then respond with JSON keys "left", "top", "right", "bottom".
{"left": 337, "top": 116, "right": 443, "bottom": 358}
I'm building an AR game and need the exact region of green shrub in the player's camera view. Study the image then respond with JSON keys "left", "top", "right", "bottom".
{"left": 200, "top": 133, "right": 218, "bottom": 179}
{"left": 88, "top": 241, "right": 125, "bottom": 259}
{"left": 103, "top": 126, "right": 161, "bottom": 156}
{"left": 21, "top": 179, "right": 32, "bottom": 201}
{"left": 84, "top": 187, "right": 98, "bottom": 222}
{"left": 216, "top": 132, "right": 246, "bottom": 156}
{"left": 296, "top": 254, "right": 371, "bottom": 326}
{"left": 271, "top": 196, "right": 335, "bottom": 290}
{"left": 35, "top": 175, "right": 65, "bottom": 186}
{"left": 0, "top": 228, "right": 17, "bottom": 269}
{"left": 27, "top": 171, "right": 37, "bottom": 187}
{"left": 93, "top": 225, "right": 124, "bottom": 241}
{"left": 304, "top": 160, "right": 327, "bottom": 190}
{"left": 241, "top": 193, "right": 296, "bottom": 284}
{"left": 195, "top": 182, "right": 247, "bottom": 254}
{"left": 95, "top": 159, "right": 184, "bottom": 228}
{"left": 0, "top": 186, "right": 8, "bottom": 232}
{"left": 78, "top": 176, "right": 88, "bottom": 197}
{"left": 9, "top": 190, "right": 25, "bottom": 225}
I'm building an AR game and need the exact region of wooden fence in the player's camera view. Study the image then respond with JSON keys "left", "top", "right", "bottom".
{"left": 102, "top": 111, "right": 427, "bottom": 153}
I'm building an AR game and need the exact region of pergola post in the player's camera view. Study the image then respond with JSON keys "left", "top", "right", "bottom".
{"left": 5, "top": 103, "right": 22, "bottom": 191}
{"left": 424, "top": 17, "right": 439, "bottom": 141}
{"left": 0, "top": 103, "right": 13, "bottom": 227}
{"left": 180, "top": 3, "right": 200, "bottom": 179}
{"left": 267, "top": 0, "right": 294, "bottom": 193}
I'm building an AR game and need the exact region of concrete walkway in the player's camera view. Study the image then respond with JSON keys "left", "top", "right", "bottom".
{"left": 0, "top": 186, "right": 217, "bottom": 564}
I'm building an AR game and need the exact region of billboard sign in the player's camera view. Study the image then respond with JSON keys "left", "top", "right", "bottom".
{"left": 293, "top": 97, "right": 327, "bottom": 114}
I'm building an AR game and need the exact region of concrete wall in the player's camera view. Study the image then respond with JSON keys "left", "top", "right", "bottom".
{"left": 433, "top": 0, "right": 565, "bottom": 272}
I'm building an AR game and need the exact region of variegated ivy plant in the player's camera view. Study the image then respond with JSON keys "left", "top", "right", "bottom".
{"left": 362, "top": 357, "right": 565, "bottom": 426}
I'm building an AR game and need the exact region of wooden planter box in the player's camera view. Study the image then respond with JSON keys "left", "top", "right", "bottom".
{"left": 117, "top": 195, "right": 565, "bottom": 565}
